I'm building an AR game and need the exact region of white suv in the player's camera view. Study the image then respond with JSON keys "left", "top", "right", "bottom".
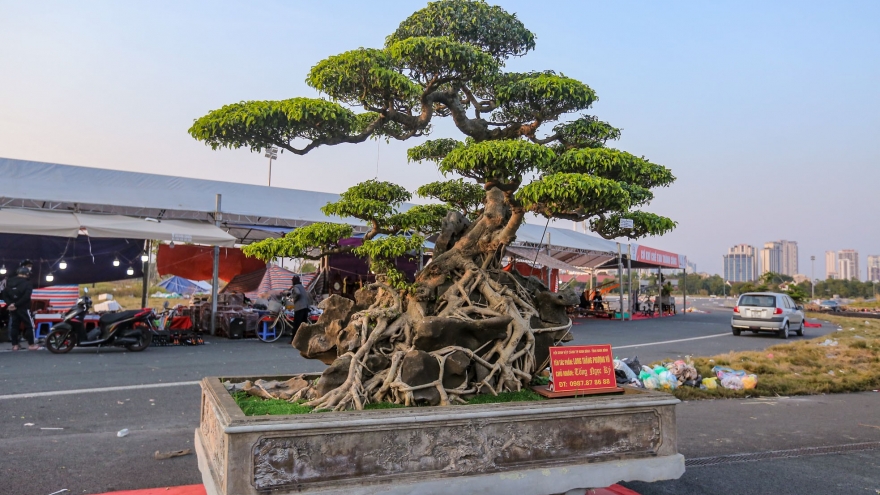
{"left": 731, "top": 292, "right": 805, "bottom": 339}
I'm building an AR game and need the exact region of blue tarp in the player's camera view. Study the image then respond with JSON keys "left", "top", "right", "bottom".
{"left": 157, "top": 276, "right": 211, "bottom": 295}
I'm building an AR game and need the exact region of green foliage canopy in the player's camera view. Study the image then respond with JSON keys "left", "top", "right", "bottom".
{"left": 194, "top": 0, "right": 678, "bottom": 268}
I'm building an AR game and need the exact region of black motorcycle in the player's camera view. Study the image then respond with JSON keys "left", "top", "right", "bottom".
{"left": 45, "top": 289, "right": 157, "bottom": 354}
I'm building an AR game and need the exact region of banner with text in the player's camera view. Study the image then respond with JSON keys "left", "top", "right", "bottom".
{"left": 549, "top": 344, "right": 616, "bottom": 392}
{"left": 633, "top": 245, "right": 685, "bottom": 269}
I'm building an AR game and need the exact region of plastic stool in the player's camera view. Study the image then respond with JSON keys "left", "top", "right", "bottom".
{"left": 34, "top": 322, "right": 53, "bottom": 340}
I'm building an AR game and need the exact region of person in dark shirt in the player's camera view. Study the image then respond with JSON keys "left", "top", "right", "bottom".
{"left": 288, "top": 276, "right": 311, "bottom": 342}
{"left": 2, "top": 266, "right": 37, "bottom": 350}
{"left": 592, "top": 290, "right": 603, "bottom": 311}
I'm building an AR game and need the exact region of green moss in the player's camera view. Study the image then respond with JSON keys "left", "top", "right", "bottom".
{"left": 465, "top": 389, "right": 544, "bottom": 405}
{"left": 231, "top": 388, "right": 546, "bottom": 416}
{"left": 232, "top": 391, "right": 313, "bottom": 416}
{"left": 231, "top": 390, "right": 407, "bottom": 416}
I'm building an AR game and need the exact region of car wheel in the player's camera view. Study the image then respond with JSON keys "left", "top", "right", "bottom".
{"left": 778, "top": 323, "right": 789, "bottom": 339}
{"left": 796, "top": 320, "right": 804, "bottom": 337}
{"left": 732, "top": 327, "right": 741, "bottom": 336}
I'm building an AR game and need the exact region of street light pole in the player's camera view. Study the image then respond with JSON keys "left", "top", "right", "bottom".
{"left": 810, "top": 255, "right": 815, "bottom": 300}
{"left": 265, "top": 146, "right": 278, "bottom": 186}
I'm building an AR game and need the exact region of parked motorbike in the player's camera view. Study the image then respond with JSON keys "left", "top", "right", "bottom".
{"left": 45, "top": 288, "right": 157, "bottom": 354}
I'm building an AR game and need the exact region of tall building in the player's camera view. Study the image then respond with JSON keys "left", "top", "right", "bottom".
{"left": 838, "top": 258, "right": 856, "bottom": 281}
{"left": 838, "top": 249, "right": 860, "bottom": 280}
{"left": 781, "top": 240, "right": 798, "bottom": 276}
{"left": 761, "top": 242, "right": 782, "bottom": 276}
{"left": 761, "top": 240, "right": 798, "bottom": 276}
{"left": 825, "top": 251, "right": 838, "bottom": 280}
{"left": 868, "top": 255, "right": 880, "bottom": 282}
{"left": 724, "top": 244, "right": 758, "bottom": 282}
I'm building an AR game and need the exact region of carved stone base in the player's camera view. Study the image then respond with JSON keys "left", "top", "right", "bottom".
{"left": 197, "top": 376, "right": 684, "bottom": 495}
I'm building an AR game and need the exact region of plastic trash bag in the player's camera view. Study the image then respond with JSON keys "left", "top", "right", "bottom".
{"left": 701, "top": 377, "right": 718, "bottom": 389}
{"left": 720, "top": 374, "right": 744, "bottom": 390}
{"left": 614, "top": 359, "right": 642, "bottom": 387}
{"left": 657, "top": 370, "right": 678, "bottom": 390}
{"left": 741, "top": 374, "right": 758, "bottom": 389}
{"left": 712, "top": 366, "right": 746, "bottom": 379}
{"left": 639, "top": 366, "right": 660, "bottom": 390}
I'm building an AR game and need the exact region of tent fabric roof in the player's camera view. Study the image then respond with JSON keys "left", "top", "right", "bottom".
{"left": 0, "top": 208, "right": 82, "bottom": 238}
{"left": 505, "top": 246, "right": 587, "bottom": 273}
{"left": 0, "top": 157, "right": 363, "bottom": 230}
{"left": 157, "top": 276, "right": 212, "bottom": 295}
{"left": 511, "top": 223, "right": 683, "bottom": 270}
{"left": 513, "top": 224, "right": 620, "bottom": 255}
{"left": 0, "top": 209, "right": 235, "bottom": 246}
{"left": 221, "top": 265, "right": 316, "bottom": 299}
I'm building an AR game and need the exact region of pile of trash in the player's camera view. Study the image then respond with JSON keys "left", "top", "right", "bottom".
{"left": 708, "top": 366, "right": 758, "bottom": 390}
{"left": 614, "top": 357, "right": 759, "bottom": 392}
{"left": 613, "top": 357, "right": 702, "bottom": 390}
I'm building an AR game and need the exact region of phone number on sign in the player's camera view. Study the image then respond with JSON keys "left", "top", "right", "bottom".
{"left": 556, "top": 378, "right": 613, "bottom": 388}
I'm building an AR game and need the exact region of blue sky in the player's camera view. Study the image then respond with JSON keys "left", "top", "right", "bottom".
{"left": 1, "top": 1, "right": 878, "bottom": 277}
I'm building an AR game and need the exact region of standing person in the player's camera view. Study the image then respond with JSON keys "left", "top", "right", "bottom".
{"left": 288, "top": 275, "right": 311, "bottom": 342}
{"left": 2, "top": 266, "right": 37, "bottom": 351}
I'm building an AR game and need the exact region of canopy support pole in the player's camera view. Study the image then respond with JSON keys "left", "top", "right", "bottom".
{"left": 617, "top": 243, "right": 623, "bottom": 322}
{"left": 210, "top": 194, "right": 222, "bottom": 336}
{"left": 140, "top": 239, "right": 150, "bottom": 309}
{"left": 658, "top": 266, "right": 663, "bottom": 318}
{"left": 682, "top": 261, "right": 687, "bottom": 316}
{"left": 627, "top": 244, "right": 633, "bottom": 319}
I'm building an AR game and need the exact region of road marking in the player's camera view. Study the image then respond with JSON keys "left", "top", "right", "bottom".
{"left": 614, "top": 333, "right": 730, "bottom": 349}
{"left": 0, "top": 380, "right": 201, "bottom": 400}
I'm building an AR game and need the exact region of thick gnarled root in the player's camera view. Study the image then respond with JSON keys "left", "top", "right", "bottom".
{"left": 287, "top": 269, "right": 573, "bottom": 411}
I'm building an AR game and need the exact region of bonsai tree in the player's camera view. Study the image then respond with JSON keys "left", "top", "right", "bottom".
{"left": 190, "top": 0, "right": 676, "bottom": 410}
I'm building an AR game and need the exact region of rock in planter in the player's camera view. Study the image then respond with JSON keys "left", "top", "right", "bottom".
{"left": 293, "top": 295, "right": 356, "bottom": 364}
{"left": 400, "top": 349, "right": 441, "bottom": 406}
{"left": 442, "top": 350, "right": 471, "bottom": 389}
{"left": 315, "top": 355, "right": 352, "bottom": 398}
{"left": 413, "top": 316, "right": 511, "bottom": 352}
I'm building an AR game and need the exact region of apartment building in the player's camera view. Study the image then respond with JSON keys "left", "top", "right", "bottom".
{"left": 867, "top": 255, "right": 880, "bottom": 282}
{"left": 724, "top": 244, "right": 758, "bottom": 282}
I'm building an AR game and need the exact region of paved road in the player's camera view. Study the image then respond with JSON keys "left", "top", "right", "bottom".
{"left": 569, "top": 298, "right": 839, "bottom": 364}
{"left": 0, "top": 300, "right": 870, "bottom": 495}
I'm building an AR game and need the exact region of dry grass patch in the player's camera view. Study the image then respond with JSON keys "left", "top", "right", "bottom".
{"left": 670, "top": 314, "right": 880, "bottom": 400}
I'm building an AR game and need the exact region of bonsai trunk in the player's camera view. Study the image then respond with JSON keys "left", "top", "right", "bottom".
{"left": 287, "top": 187, "right": 577, "bottom": 411}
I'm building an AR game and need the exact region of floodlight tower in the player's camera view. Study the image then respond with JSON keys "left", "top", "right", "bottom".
{"left": 265, "top": 146, "right": 278, "bottom": 186}
{"left": 810, "top": 255, "right": 815, "bottom": 299}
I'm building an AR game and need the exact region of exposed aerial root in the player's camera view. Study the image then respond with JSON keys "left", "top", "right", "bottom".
{"left": 291, "top": 265, "right": 573, "bottom": 411}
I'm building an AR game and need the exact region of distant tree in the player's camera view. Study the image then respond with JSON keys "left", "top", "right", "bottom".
{"left": 785, "top": 284, "right": 808, "bottom": 303}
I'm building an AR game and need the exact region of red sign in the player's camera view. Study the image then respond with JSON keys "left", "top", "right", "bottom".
{"left": 549, "top": 345, "right": 616, "bottom": 392}
{"left": 634, "top": 245, "right": 682, "bottom": 269}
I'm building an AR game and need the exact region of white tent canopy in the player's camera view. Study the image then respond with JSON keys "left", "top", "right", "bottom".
{"left": 0, "top": 207, "right": 82, "bottom": 238}
{"left": 512, "top": 223, "right": 620, "bottom": 269}
{"left": 0, "top": 209, "right": 235, "bottom": 246}
{"left": 0, "top": 158, "right": 363, "bottom": 240}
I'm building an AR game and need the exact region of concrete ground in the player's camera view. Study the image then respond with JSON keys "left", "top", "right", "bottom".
{"left": 0, "top": 298, "right": 873, "bottom": 495}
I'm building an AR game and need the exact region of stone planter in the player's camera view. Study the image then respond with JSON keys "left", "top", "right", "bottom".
{"left": 196, "top": 375, "right": 684, "bottom": 495}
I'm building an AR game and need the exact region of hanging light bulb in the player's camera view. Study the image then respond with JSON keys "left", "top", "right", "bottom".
{"left": 113, "top": 258, "right": 120, "bottom": 267}
{"left": 59, "top": 260, "right": 68, "bottom": 270}
{"left": 0, "top": 265, "right": 6, "bottom": 275}
{"left": 141, "top": 252, "right": 149, "bottom": 263}
{"left": 46, "top": 273, "right": 55, "bottom": 282}
{"left": 126, "top": 265, "right": 134, "bottom": 276}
